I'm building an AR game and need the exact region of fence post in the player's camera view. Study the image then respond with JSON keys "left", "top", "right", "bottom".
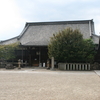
{"left": 76, "top": 64, "right": 78, "bottom": 70}
{"left": 70, "top": 63, "right": 72, "bottom": 70}
{"left": 67, "top": 64, "right": 69, "bottom": 70}
{"left": 82, "top": 64, "right": 84, "bottom": 70}
{"left": 79, "top": 64, "right": 81, "bottom": 70}
{"left": 73, "top": 64, "right": 75, "bottom": 70}
{"left": 85, "top": 64, "right": 87, "bottom": 70}
{"left": 88, "top": 64, "right": 90, "bottom": 70}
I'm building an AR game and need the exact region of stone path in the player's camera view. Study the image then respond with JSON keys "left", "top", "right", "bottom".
{"left": 0, "top": 68, "right": 100, "bottom": 100}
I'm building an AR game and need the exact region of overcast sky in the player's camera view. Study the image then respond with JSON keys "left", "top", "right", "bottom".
{"left": 0, "top": 0, "right": 100, "bottom": 40}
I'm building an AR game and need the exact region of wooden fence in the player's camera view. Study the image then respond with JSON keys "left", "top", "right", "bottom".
{"left": 58, "top": 63, "right": 90, "bottom": 70}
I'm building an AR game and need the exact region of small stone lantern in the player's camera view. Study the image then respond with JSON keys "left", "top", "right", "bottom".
{"left": 18, "top": 59, "right": 21, "bottom": 69}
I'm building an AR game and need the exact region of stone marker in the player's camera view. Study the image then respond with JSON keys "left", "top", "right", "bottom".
{"left": 50, "top": 57, "right": 55, "bottom": 70}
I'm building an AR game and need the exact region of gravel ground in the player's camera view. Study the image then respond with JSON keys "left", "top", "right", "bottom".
{"left": 0, "top": 68, "right": 100, "bottom": 100}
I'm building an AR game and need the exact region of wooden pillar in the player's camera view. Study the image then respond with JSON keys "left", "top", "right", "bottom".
{"left": 39, "top": 47, "right": 41, "bottom": 67}
{"left": 21, "top": 47, "right": 23, "bottom": 60}
{"left": 28, "top": 47, "right": 32, "bottom": 66}
{"left": 21, "top": 47, "right": 23, "bottom": 67}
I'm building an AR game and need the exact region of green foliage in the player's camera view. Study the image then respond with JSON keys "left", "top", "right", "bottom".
{"left": 0, "top": 42, "right": 19, "bottom": 60}
{"left": 48, "top": 28, "right": 96, "bottom": 63}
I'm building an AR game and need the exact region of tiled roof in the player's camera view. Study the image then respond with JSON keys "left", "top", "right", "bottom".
{"left": 0, "top": 19, "right": 99, "bottom": 46}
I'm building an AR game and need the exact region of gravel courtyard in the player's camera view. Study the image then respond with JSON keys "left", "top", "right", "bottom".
{"left": 0, "top": 68, "right": 100, "bottom": 100}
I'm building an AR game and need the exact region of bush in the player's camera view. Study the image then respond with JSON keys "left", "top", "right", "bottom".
{"left": 48, "top": 28, "right": 96, "bottom": 63}
{"left": 6, "top": 63, "right": 14, "bottom": 69}
{"left": 0, "top": 42, "right": 19, "bottom": 61}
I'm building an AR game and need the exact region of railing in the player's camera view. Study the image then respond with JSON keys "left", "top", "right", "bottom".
{"left": 58, "top": 63, "right": 90, "bottom": 70}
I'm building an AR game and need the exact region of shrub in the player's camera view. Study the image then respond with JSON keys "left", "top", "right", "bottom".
{"left": 48, "top": 28, "right": 96, "bottom": 63}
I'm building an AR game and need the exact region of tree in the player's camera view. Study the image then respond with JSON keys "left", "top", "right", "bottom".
{"left": 48, "top": 28, "right": 96, "bottom": 63}
{"left": 0, "top": 42, "right": 19, "bottom": 61}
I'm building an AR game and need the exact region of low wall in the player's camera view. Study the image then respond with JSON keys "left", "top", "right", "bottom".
{"left": 58, "top": 63, "right": 90, "bottom": 71}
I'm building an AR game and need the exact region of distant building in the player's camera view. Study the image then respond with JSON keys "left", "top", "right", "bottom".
{"left": 0, "top": 19, "right": 99, "bottom": 66}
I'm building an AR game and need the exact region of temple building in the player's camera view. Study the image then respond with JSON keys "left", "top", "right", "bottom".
{"left": 0, "top": 19, "right": 99, "bottom": 67}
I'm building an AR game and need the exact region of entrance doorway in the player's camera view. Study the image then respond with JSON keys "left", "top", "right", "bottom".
{"left": 16, "top": 46, "right": 48, "bottom": 67}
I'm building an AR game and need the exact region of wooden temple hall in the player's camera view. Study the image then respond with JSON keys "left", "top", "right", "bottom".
{"left": 0, "top": 19, "right": 99, "bottom": 67}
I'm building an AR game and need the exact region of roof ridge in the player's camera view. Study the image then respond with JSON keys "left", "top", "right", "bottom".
{"left": 26, "top": 19, "right": 93, "bottom": 24}
{"left": 24, "top": 19, "right": 94, "bottom": 28}
{"left": 18, "top": 24, "right": 30, "bottom": 39}
{"left": 0, "top": 36, "right": 18, "bottom": 43}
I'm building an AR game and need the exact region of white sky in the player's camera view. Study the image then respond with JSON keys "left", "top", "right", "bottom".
{"left": 0, "top": 0, "right": 100, "bottom": 40}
